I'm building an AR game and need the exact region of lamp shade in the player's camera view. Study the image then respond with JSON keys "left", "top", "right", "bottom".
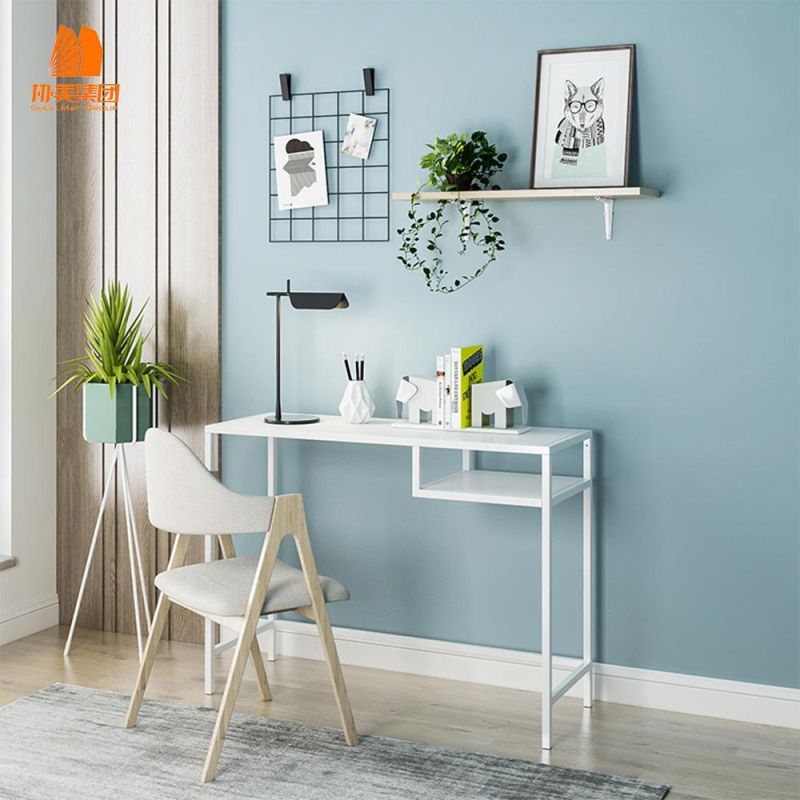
{"left": 289, "top": 291, "right": 349, "bottom": 310}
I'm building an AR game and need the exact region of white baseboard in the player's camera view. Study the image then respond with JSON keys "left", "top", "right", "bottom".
{"left": 0, "top": 593, "right": 59, "bottom": 646}
{"left": 258, "top": 620, "right": 800, "bottom": 730}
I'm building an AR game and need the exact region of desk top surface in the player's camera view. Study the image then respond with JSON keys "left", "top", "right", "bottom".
{"left": 205, "top": 415, "right": 591, "bottom": 455}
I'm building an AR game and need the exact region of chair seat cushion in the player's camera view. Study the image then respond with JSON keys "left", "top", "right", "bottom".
{"left": 154, "top": 556, "right": 349, "bottom": 618}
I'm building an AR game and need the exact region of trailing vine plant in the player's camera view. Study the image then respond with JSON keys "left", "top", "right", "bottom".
{"left": 397, "top": 131, "right": 507, "bottom": 293}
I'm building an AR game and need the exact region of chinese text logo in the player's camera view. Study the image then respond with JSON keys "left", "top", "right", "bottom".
{"left": 31, "top": 24, "right": 119, "bottom": 112}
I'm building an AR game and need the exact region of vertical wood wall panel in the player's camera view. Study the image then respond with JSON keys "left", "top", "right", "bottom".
{"left": 57, "top": 0, "right": 104, "bottom": 634}
{"left": 57, "top": 0, "right": 219, "bottom": 645}
{"left": 100, "top": 0, "right": 118, "bottom": 633}
{"left": 115, "top": 0, "right": 157, "bottom": 634}
{"left": 166, "top": 0, "right": 219, "bottom": 644}
{"left": 154, "top": 0, "right": 172, "bottom": 622}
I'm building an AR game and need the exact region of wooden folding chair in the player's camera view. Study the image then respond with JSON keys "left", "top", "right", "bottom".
{"left": 124, "top": 429, "right": 357, "bottom": 782}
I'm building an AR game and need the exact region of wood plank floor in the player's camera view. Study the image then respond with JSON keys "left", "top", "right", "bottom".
{"left": 0, "top": 626, "right": 797, "bottom": 800}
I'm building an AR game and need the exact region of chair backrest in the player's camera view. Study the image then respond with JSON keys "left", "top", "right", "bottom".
{"left": 144, "top": 428, "right": 274, "bottom": 535}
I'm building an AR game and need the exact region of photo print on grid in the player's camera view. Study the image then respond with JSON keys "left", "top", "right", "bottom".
{"left": 274, "top": 130, "right": 329, "bottom": 210}
{"left": 341, "top": 113, "right": 377, "bottom": 160}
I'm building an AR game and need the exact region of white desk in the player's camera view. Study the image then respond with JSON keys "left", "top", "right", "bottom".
{"left": 203, "top": 414, "right": 594, "bottom": 750}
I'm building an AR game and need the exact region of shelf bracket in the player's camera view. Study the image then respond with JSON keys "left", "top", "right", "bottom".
{"left": 594, "top": 197, "right": 614, "bottom": 240}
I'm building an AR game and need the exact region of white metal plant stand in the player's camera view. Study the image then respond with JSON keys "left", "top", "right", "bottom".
{"left": 63, "top": 443, "right": 152, "bottom": 660}
{"left": 203, "top": 415, "right": 594, "bottom": 751}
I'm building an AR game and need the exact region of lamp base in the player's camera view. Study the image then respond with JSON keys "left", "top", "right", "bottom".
{"left": 264, "top": 413, "right": 320, "bottom": 425}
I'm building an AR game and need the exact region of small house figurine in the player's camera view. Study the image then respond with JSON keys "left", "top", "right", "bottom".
{"left": 471, "top": 380, "right": 527, "bottom": 429}
{"left": 396, "top": 376, "right": 438, "bottom": 424}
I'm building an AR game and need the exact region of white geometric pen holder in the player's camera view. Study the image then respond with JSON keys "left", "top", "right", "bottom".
{"left": 338, "top": 380, "right": 375, "bottom": 424}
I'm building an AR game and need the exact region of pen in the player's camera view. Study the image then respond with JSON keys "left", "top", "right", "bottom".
{"left": 343, "top": 352, "right": 353, "bottom": 381}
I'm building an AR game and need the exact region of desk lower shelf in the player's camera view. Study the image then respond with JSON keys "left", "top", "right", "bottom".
{"left": 413, "top": 470, "right": 591, "bottom": 508}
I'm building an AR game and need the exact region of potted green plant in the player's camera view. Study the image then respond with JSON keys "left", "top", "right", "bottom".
{"left": 397, "top": 131, "right": 507, "bottom": 293}
{"left": 52, "top": 280, "right": 183, "bottom": 443}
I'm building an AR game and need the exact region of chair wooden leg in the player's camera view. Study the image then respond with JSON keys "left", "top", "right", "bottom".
{"left": 124, "top": 593, "right": 171, "bottom": 728}
{"left": 311, "top": 597, "right": 358, "bottom": 746}
{"left": 201, "top": 626, "right": 253, "bottom": 783}
{"left": 218, "top": 534, "right": 272, "bottom": 702}
{"left": 250, "top": 637, "right": 272, "bottom": 702}
{"left": 292, "top": 499, "right": 358, "bottom": 747}
{"left": 202, "top": 527, "right": 281, "bottom": 783}
{"left": 125, "top": 534, "right": 189, "bottom": 728}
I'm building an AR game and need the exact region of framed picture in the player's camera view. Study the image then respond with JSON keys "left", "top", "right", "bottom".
{"left": 274, "top": 130, "right": 329, "bottom": 210}
{"left": 530, "top": 44, "right": 635, "bottom": 189}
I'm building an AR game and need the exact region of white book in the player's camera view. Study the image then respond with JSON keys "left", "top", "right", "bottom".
{"left": 443, "top": 353, "right": 452, "bottom": 428}
{"left": 450, "top": 347, "right": 461, "bottom": 429}
{"left": 435, "top": 355, "right": 446, "bottom": 427}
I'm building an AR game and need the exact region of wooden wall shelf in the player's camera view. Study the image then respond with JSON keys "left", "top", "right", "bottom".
{"left": 390, "top": 187, "right": 661, "bottom": 239}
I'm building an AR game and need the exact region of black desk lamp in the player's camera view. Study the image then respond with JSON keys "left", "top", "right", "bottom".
{"left": 265, "top": 279, "right": 349, "bottom": 425}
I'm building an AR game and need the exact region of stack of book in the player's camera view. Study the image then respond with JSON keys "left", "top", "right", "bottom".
{"left": 435, "top": 345, "right": 484, "bottom": 430}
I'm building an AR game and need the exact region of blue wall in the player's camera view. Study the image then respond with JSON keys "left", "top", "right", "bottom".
{"left": 221, "top": 0, "right": 800, "bottom": 689}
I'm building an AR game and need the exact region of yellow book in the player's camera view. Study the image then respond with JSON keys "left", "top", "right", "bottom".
{"left": 450, "top": 345, "right": 484, "bottom": 429}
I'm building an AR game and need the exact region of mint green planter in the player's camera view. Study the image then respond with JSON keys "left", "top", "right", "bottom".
{"left": 82, "top": 383, "right": 152, "bottom": 444}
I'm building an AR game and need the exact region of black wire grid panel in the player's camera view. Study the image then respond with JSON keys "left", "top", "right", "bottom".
{"left": 269, "top": 88, "right": 390, "bottom": 242}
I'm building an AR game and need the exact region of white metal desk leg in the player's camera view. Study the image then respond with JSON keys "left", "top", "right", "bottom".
{"left": 541, "top": 452, "right": 552, "bottom": 750}
{"left": 582, "top": 437, "right": 594, "bottom": 707}
{"left": 203, "top": 535, "right": 215, "bottom": 694}
{"left": 265, "top": 436, "right": 277, "bottom": 662}
{"left": 203, "top": 431, "right": 219, "bottom": 695}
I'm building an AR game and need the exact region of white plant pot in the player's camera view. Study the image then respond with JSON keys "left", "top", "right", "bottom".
{"left": 338, "top": 380, "right": 375, "bottom": 424}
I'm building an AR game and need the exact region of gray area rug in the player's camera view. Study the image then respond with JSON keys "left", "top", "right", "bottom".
{"left": 0, "top": 684, "right": 670, "bottom": 799}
